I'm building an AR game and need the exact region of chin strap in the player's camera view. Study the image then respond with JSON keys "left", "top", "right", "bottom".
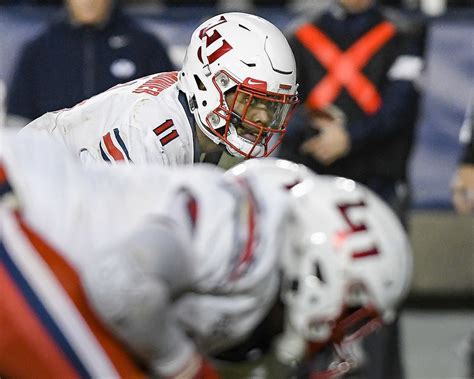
{"left": 306, "top": 307, "right": 384, "bottom": 379}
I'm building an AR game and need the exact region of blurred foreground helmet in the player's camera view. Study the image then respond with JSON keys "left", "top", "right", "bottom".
{"left": 227, "top": 158, "right": 413, "bottom": 376}
{"left": 179, "top": 13, "right": 298, "bottom": 158}
{"left": 228, "top": 159, "right": 345, "bottom": 343}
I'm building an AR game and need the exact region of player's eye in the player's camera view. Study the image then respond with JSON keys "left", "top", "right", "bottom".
{"left": 240, "top": 94, "right": 250, "bottom": 102}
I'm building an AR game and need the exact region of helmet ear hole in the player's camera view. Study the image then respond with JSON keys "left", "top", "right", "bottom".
{"left": 194, "top": 75, "right": 207, "bottom": 91}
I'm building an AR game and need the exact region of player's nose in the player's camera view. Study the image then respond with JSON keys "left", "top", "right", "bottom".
{"left": 250, "top": 106, "right": 271, "bottom": 128}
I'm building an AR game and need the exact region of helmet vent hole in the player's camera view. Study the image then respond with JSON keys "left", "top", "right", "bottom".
{"left": 290, "top": 278, "right": 299, "bottom": 292}
{"left": 194, "top": 75, "right": 207, "bottom": 91}
{"left": 314, "top": 262, "right": 325, "bottom": 283}
{"left": 240, "top": 60, "right": 256, "bottom": 68}
{"left": 238, "top": 24, "right": 251, "bottom": 31}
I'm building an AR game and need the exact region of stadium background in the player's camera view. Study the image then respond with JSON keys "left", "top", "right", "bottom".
{"left": 0, "top": 2, "right": 472, "bottom": 378}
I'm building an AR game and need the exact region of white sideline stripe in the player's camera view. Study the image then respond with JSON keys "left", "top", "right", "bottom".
{"left": 388, "top": 55, "right": 423, "bottom": 81}
{"left": 2, "top": 212, "right": 120, "bottom": 378}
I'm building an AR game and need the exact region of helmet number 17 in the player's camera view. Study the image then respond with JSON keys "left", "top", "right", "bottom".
{"left": 336, "top": 200, "right": 380, "bottom": 259}
{"left": 197, "top": 15, "right": 233, "bottom": 65}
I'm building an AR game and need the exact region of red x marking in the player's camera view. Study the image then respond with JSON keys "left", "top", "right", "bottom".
{"left": 296, "top": 21, "right": 395, "bottom": 115}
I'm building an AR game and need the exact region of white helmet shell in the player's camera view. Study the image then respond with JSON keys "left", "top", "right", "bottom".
{"left": 227, "top": 158, "right": 413, "bottom": 339}
{"left": 227, "top": 159, "right": 345, "bottom": 342}
{"left": 290, "top": 175, "right": 414, "bottom": 325}
{"left": 179, "top": 13, "right": 298, "bottom": 158}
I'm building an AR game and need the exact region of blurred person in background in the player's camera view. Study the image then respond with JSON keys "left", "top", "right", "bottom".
{"left": 452, "top": 96, "right": 474, "bottom": 214}
{"left": 280, "top": 0, "right": 424, "bottom": 225}
{"left": 278, "top": 0, "right": 425, "bottom": 377}
{"left": 6, "top": 0, "right": 174, "bottom": 127}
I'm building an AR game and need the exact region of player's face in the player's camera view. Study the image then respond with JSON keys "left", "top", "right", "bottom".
{"left": 225, "top": 90, "right": 280, "bottom": 143}
{"left": 339, "top": 0, "right": 374, "bottom": 13}
{"left": 66, "top": 0, "right": 113, "bottom": 25}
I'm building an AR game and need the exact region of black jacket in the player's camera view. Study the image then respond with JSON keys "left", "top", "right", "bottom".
{"left": 280, "top": 5, "right": 425, "bottom": 193}
{"left": 7, "top": 8, "right": 174, "bottom": 121}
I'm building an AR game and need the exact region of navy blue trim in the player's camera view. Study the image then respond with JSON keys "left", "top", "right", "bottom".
{"left": 178, "top": 90, "right": 200, "bottom": 162}
{"left": 0, "top": 181, "right": 12, "bottom": 198}
{"left": 0, "top": 241, "right": 91, "bottom": 378}
{"left": 113, "top": 128, "right": 132, "bottom": 162}
{"left": 99, "top": 142, "right": 111, "bottom": 162}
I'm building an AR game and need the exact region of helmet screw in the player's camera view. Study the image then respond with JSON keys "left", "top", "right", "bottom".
{"left": 219, "top": 75, "right": 229, "bottom": 87}
{"left": 210, "top": 114, "right": 220, "bottom": 125}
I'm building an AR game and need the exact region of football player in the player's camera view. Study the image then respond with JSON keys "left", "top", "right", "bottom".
{"left": 20, "top": 13, "right": 298, "bottom": 164}
{"left": 0, "top": 131, "right": 290, "bottom": 378}
{"left": 226, "top": 158, "right": 413, "bottom": 378}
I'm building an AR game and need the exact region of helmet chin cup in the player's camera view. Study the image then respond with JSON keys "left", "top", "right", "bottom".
{"left": 225, "top": 127, "right": 265, "bottom": 158}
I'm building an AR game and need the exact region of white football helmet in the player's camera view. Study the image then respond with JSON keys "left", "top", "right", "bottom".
{"left": 227, "top": 159, "right": 413, "bottom": 375}
{"left": 228, "top": 159, "right": 346, "bottom": 345}
{"left": 178, "top": 13, "right": 299, "bottom": 158}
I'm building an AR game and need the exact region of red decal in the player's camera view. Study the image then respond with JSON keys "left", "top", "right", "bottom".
{"left": 337, "top": 201, "right": 367, "bottom": 233}
{"left": 198, "top": 15, "right": 228, "bottom": 39}
{"left": 197, "top": 16, "right": 233, "bottom": 65}
{"left": 206, "top": 29, "right": 223, "bottom": 45}
{"left": 231, "top": 186, "right": 257, "bottom": 280}
{"left": 186, "top": 196, "right": 198, "bottom": 230}
{"left": 242, "top": 78, "right": 268, "bottom": 92}
{"left": 133, "top": 72, "right": 178, "bottom": 97}
{"left": 206, "top": 39, "right": 233, "bottom": 64}
{"left": 336, "top": 201, "right": 380, "bottom": 259}
{"left": 352, "top": 247, "right": 379, "bottom": 259}
{"left": 279, "top": 84, "right": 292, "bottom": 90}
{"left": 0, "top": 163, "right": 6, "bottom": 183}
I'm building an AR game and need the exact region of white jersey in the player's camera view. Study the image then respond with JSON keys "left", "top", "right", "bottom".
{"left": 20, "top": 72, "right": 199, "bottom": 166}
{"left": 0, "top": 131, "right": 289, "bottom": 371}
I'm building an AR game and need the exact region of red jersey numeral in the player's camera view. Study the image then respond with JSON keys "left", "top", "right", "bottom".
{"left": 154, "top": 119, "right": 179, "bottom": 146}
